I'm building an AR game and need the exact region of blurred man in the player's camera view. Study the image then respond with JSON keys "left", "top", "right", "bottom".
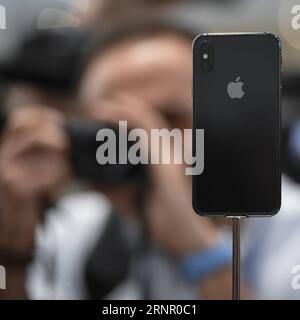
{"left": 0, "top": 28, "right": 85, "bottom": 299}
{"left": 0, "top": 19, "right": 251, "bottom": 299}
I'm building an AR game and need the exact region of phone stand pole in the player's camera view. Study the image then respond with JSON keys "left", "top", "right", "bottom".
{"left": 231, "top": 216, "right": 241, "bottom": 300}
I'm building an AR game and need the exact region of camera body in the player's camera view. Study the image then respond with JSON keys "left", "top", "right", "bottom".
{"left": 66, "top": 119, "right": 145, "bottom": 185}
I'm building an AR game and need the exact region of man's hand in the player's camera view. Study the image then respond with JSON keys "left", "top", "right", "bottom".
{"left": 0, "top": 106, "right": 70, "bottom": 200}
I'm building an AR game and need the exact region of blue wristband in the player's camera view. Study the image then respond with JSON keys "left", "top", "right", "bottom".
{"left": 178, "top": 242, "right": 232, "bottom": 282}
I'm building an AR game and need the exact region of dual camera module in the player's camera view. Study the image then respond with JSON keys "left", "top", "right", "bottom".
{"left": 199, "top": 40, "right": 213, "bottom": 72}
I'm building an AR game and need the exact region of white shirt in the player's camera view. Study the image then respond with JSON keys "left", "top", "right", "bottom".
{"left": 27, "top": 192, "right": 111, "bottom": 300}
{"left": 27, "top": 191, "right": 197, "bottom": 300}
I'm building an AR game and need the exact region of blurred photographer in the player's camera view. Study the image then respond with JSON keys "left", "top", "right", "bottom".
{"left": 0, "top": 28, "right": 87, "bottom": 299}
{"left": 76, "top": 19, "right": 250, "bottom": 299}
{"left": 0, "top": 0, "right": 255, "bottom": 297}
{"left": 0, "top": 18, "right": 251, "bottom": 299}
{"left": 0, "top": 15, "right": 253, "bottom": 299}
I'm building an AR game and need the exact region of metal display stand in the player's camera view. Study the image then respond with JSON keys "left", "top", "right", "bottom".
{"left": 231, "top": 216, "right": 242, "bottom": 300}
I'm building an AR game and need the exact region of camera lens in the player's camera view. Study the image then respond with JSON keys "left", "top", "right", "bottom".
{"left": 200, "top": 41, "right": 213, "bottom": 72}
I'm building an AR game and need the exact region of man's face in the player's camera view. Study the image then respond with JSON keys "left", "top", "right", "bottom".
{"left": 80, "top": 32, "right": 193, "bottom": 130}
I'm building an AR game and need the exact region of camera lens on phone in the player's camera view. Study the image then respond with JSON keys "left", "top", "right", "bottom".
{"left": 200, "top": 41, "right": 213, "bottom": 72}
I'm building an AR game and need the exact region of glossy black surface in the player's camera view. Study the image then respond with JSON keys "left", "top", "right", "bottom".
{"left": 193, "top": 33, "right": 281, "bottom": 216}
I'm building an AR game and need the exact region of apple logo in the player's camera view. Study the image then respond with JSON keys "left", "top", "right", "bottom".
{"left": 227, "top": 76, "right": 245, "bottom": 99}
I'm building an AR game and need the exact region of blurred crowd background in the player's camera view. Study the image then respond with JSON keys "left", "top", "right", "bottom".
{"left": 0, "top": 0, "right": 300, "bottom": 300}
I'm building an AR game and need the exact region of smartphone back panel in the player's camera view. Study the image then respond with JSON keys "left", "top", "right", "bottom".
{"left": 193, "top": 33, "right": 281, "bottom": 216}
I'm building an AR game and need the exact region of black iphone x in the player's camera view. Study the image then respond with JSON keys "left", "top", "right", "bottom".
{"left": 192, "top": 33, "right": 281, "bottom": 217}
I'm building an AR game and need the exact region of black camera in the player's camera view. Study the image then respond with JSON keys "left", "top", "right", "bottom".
{"left": 66, "top": 119, "right": 145, "bottom": 185}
